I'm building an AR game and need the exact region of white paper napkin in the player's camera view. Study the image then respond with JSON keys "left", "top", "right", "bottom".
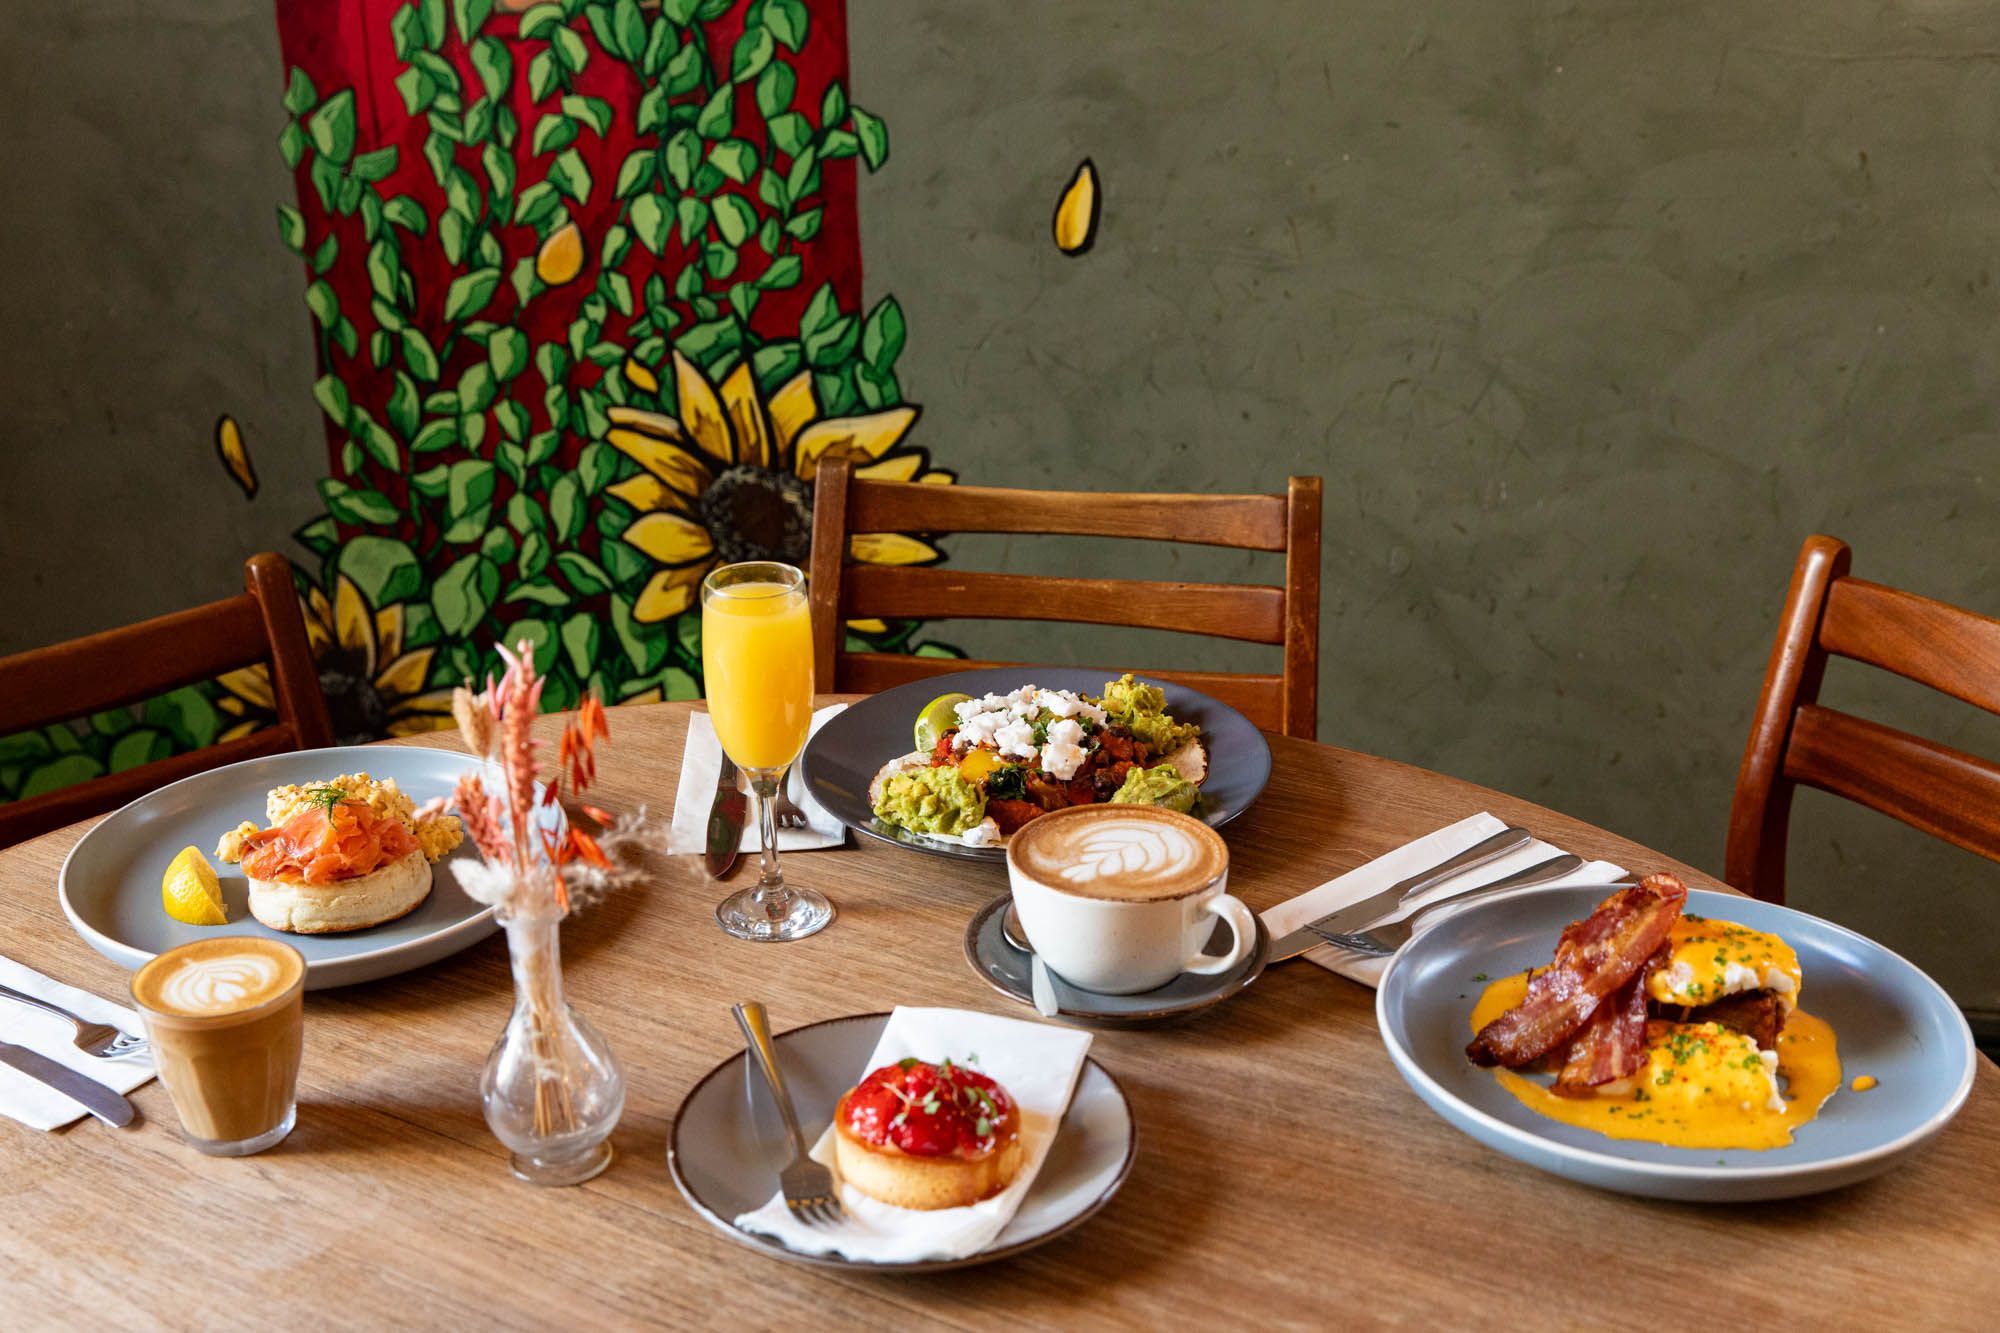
{"left": 0, "top": 954, "right": 155, "bottom": 1131}
{"left": 733, "top": 1006, "right": 1094, "bottom": 1263}
{"left": 667, "top": 705, "right": 848, "bottom": 854}
{"left": 1261, "top": 812, "right": 1627, "bottom": 988}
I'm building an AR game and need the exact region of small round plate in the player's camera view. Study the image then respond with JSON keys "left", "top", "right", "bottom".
{"left": 58, "top": 744, "right": 539, "bottom": 990}
{"left": 1377, "top": 885, "right": 1978, "bottom": 1201}
{"left": 963, "top": 894, "right": 1270, "bottom": 1026}
{"left": 668, "top": 1012, "right": 1136, "bottom": 1272}
{"left": 798, "top": 666, "right": 1273, "bottom": 863}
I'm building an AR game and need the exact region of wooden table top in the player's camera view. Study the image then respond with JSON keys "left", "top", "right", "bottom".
{"left": 4, "top": 700, "right": 1998, "bottom": 1328}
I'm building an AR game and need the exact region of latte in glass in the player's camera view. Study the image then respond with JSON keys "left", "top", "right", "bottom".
{"left": 131, "top": 937, "right": 305, "bottom": 1155}
{"left": 1007, "top": 805, "right": 1254, "bottom": 994}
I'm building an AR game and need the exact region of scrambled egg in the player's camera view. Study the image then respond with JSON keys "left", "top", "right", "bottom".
{"left": 1646, "top": 914, "right": 1802, "bottom": 1012}
{"left": 214, "top": 771, "right": 463, "bottom": 864}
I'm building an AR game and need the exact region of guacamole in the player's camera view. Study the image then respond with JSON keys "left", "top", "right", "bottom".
{"left": 873, "top": 765, "right": 988, "bottom": 836}
{"left": 1108, "top": 763, "right": 1199, "bottom": 813}
{"left": 1100, "top": 673, "right": 1200, "bottom": 754}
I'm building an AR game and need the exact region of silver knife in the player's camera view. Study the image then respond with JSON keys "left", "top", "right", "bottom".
{"left": 1269, "top": 825, "right": 1533, "bottom": 962}
{"left": 0, "top": 1040, "right": 136, "bottom": 1127}
{"left": 1029, "top": 954, "right": 1060, "bottom": 1018}
{"left": 704, "top": 751, "right": 748, "bottom": 880}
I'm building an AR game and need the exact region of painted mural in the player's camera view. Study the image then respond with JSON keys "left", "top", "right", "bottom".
{"left": 1, "top": 0, "right": 964, "bottom": 807}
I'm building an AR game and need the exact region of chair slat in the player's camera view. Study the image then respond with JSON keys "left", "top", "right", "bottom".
{"left": 840, "top": 566, "right": 1286, "bottom": 645}
{"left": 845, "top": 481, "right": 1289, "bottom": 551}
{"left": 835, "top": 652, "right": 1286, "bottom": 732}
{"left": 1781, "top": 704, "right": 2000, "bottom": 865}
{"left": 1820, "top": 577, "right": 2000, "bottom": 717}
{"left": 0, "top": 728, "right": 297, "bottom": 848}
{"left": 0, "top": 596, "right": 268, "bottom": 736}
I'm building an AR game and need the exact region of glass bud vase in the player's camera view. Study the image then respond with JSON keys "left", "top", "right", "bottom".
{"left": 480, "top": 912, "right": 624, "bottom": 1185}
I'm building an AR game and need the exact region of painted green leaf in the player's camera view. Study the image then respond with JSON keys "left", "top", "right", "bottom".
{"left": 411, "top": 420, "right": 457, "bottom": 454}
{"left": 713, "top": 194, "right": 755, "bottom": 246}
{"left": 710, "top": 139, "right": 757, "bottom": 184}
{"left": 851, "top": 106, "right": 889, "bottom": 169}
{"left": 610, "top": 0, "right": 645, "bottom": 60}
{"left": 752, "top": 340, "right": 803, "bottom": 384}
{"left": 768, "top": 112, "right": 809, "bottom": 157}
{"left": 395, "top": 66, "right": 436, "bottom": 116}
{"left": 495, "top": 401, "right": 530, "bottom": 442}
{"left": 340, "top": 535, "right": 424, "bottom": 605}
{"left": 614, "top": 150, "right": 654, "bottom": 199}
{"left": 439, "top": 210, "right": 470, "bottom": 265}
{"left": 755, "top": 63, "right": 796, "bottom": 119}
{"left": 695, "top": 86, "right": 733, "bottom": 139}
{"left": 641, "top": 17, "right": 674, "bottom": 77}
{"left": 611, "top": 594, "right": 663, "bottom": 672}
{"left": 550, "top": 473, "right": 585, "bottom": 539}
{"left": 370, "top": 329, "right": 395, "bottom": 366}
{"left": 666, "top": 129, "right": 700, "bottom": 189}
{"left": 510, "top": 256, "right": 542, "bottom": 306}
{"left": 277, "top": 205, "right": 307, "bottom": 253}
{"left": 433, "top": 555, "right": 500, "bottom": 635}
{"left": 19, "top": 754, "right": 105, "bottom": 800}
{"left": 663, "top": 0, "right": 700, "bottom": 24}
{"left": 313, "top": 373, "right": 352, "bottom": 425}
{"left": 674, "top": 196, "right": 709, "bottom": 247}
{"left": 352, "top": 146, "right": 399, "bottom": 181}
{"left": 496, "top": 439, "right": 527, "bottom": 482}
{"left": 382, "top": 374, "right": 420, "bottom": 442}
{"left": 444, "top": 267, "right": 502, "bottom": 321}
{"left": 311, "top": 234, "right": 341, "bottom": 277}
{"left": 821, "top": 129, "right": 858, "bottom": 160}
{"left": 295, "top": 515, "right": 340, "bottom": 556}
{"left": 785, "top": 145, "right": 819, "bottom": 200}
{"left": 489, "top": 327, "right": 529, "bottom": 381}
{"left": 731, "top": 27, "right": 774, "bottom": 83}
{"left": 862, "top": 297, "right": 906, "bottom": 368}
{"left": 531, "top": 113, "right": 577, "bottom": 156}
{"left": 801, "top": 283, "right": 838, "bottom": 338}
{"left": 561, "top": 95, "right": 614, "bottom": 137}
{"left": 527, "top": 430, "right": 563, "bottom": 466}
{"left": 515, "top": 535, "right": 554, "bottom": 583}
{"left": 278, "top": 122, "right": 309, "bottom": 169}
{"left": 307, "top": 90, "right": 358, "bottom": 163}
{"left": 508, "top": 493, "right": 547, "bottom": 535}
{"left": 402, "top": 328, "right": 442, "bottom": 381}
{"left": 550, "top": 148, "right": 592, "bottom": 203}
{"left": 765, "top": 0, "right": 808, "bottom": 51}
{"left": 472, "top": 35, "right": 511, "bottom": 99}
{"left": 323, "top": 482, "right": 400, "bottom": 525}
{"left": 553, "top": 26, "right": 589, "bottom": 73}
{"left": 482, "top": 525, "right": 518, "bottom": 566}
{"left": 785, "top": 207, "right": 822, "bottom": 241}
{"left": 284, "top": 67, "right": 319, "bottom": 116}
{"left": 481, "top": 143, "right": 515, "bottom": 207}
{"left": 821, "top": 82, "right": 847, "bottom": 127}
{"left": 419, "top": 0, "right": 447, "bottom": 45}
{"left": 600, "top": 223, "right": 632, "bottom": 268}
{"left": 459, "top": 362, "right": 497, "bottom": 413}
{"left": 756, "top": 254, "right": 802, "bottom": 291}
{"left": 511, "top": 618, "right": 559, "bottom": 673}
{"left": 555, "top": 551, "right": 612, "bottom": 595}
{"left": 728, "top": 282, "right": 758, "bottom": 321}
{"left": 357, "top": 412, "right": 400, "bottom": 468}
{"left": 514, "top": 181, "right": 561, "bottom": 231}
{"left": 663, "top": 40, "right": 703, "bottom": 96}
{"left": 805, "top": 314, "right": 857, "bottom": 368}
{"left": 518, "top": 3, "right": 564, "bottom": 40}
{"left": 383, "top": 194, "right": 427, "bottom": 234}
{"left": 527, "top": 49, "right": 559, "bottom": 101}
{"left": 605, "top": 272, "right": 634, "bottom": 316}
{"left": 577, "top": 440, "right": 617, "bottom": 494}
{"left": 340, "top": 439, "right": 364, "bottom": 474}
{"left": 630, "top": 195, "right": 669, "bottom": 255}
{"left": 305, "top": 280, "right": 339, "bottom": 328}
{"left": 561, "top": 612, "right": 599, "bottom": 678}
{"left": 143, "top": 687, "right": 222, "bottom": 751}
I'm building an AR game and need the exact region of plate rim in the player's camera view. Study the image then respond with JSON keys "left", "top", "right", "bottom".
{"left": 1375, "top": 884, "right": 1979, "bottom": 1184}
{"left": 665, "top": 1010, "right": 1138, "bottom": 1272}
{"left": 798, "top": 666, "right": 1274, "bottom": 863}
{"left": 56, "top": 743, "right": 499, "bottom": 978}
{"left": 961, "top": 892, "right": 1271, "bottom": 1025}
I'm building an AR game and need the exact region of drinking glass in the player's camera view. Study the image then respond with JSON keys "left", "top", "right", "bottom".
{"left": 701, "top": 561, "right": 833, "bottom": 941}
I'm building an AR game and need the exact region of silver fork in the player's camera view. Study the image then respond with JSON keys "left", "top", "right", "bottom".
{"left": 0, "top": 983, "right": 150, "bottom": 1060}
{"left": 732, "top": 1001, "right": 844, "bottom": 1228}
{"left": 771, "top": 776, "right": 810, "bottom": 831}
{"left": 1315, "top": 856, "right": 1609, "bottom": 956}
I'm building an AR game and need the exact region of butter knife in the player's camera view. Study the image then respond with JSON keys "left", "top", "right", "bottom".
{"left": 1270, "top": 825, "right": 1533, "bottom": 961}
{"left": 0, "top": 1040, "right": 135, "bottom": 1127}
{"left": 705, "top": 752, "right": 748, "bottom": 879}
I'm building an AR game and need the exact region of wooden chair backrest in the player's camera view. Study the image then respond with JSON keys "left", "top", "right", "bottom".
{"left": 1727, "top": 533, "right": 2000, "bottom": 901}
{"left": 0, "top": 553, "right": 333, "bottom": 846}
{"left": 806, "top": 459, "right": 1322, "bottom": 737}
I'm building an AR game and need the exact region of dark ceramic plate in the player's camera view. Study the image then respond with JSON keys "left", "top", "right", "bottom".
{"left": 963, "top": 894, "right": 1269, "bottom": 1026}
{"left": 798, "top": 667, "right": 1273, "bottom": 862}
{"left": 1377, "top": 886, "right": 1978, "bottom": 1201}
{"left": 667, "top": 1012, "right": 1136, "bottom": 1272}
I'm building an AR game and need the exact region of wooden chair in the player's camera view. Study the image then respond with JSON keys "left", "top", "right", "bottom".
{"left": 807, "top": 459, "right": 1322, "bottom": 737}
{"left": 0, "top": 553, "right": 333, "bottom": 846}
{"left": 1727, "top": 534, "right": 2000, "bottom": 902}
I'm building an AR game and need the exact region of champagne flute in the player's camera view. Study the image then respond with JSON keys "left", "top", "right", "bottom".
{"left": 700, "top": 561, "right": 833, "bottom": 942}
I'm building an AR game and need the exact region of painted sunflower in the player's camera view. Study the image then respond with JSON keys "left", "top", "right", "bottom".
{"left": 218, "top": 574, "right": 457, "bottom": 743}
{"left": 607, "top": 350, "right": 952, "bottom": 622}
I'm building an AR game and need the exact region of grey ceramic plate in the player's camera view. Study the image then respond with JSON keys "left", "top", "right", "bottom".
{"left": 963, "top": 894, "right": 1270, "bottom": 1026}
{"left": 1377, "top": 885, "right": 1977, "bottom": 1201}
{"left": 58, "top": 745, "right": 532, "bottom": 990}
{"left": 797, "top": 667, "right": 1273, "bottom": 862}
{"left": 668, "top": 1012, "right": 1135, "bottom": 1272}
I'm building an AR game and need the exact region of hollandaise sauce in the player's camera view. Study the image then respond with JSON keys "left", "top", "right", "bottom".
{"left": 1470, "top": 969, "right": 1841, "bottom": 1150}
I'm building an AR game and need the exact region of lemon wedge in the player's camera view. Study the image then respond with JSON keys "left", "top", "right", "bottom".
{"left": 161, "top": 846, "right": 227, "bottom": 926}
{"left": 914, "top": 692, "right": 973, "bottom": 752}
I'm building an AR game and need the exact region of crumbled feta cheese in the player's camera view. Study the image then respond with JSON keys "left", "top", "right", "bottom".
{"left": 993, "top": 719, "right": 1038, "bottom": 758}
{"left": 1046, "top": 717, "right": 1084, "bottom": 747}
{"left": 1040, "top": 739, "right": 1087, "bottom": 780}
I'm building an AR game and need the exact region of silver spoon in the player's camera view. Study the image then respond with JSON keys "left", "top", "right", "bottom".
{"left": 1001, "top": 904, "right": 1061, "bottom": 1017}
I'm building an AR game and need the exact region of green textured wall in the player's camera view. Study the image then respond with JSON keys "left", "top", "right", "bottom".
{"left": 1, "top": 2, "right": 1995, "bottom": 1019}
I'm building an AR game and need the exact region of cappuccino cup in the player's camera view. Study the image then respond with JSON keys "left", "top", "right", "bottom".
{"left": 131, "top": 936, "right": 305, "bottom": 1156}
{"left": 1006, "top": 804, "right": 1254, "bottom": 994}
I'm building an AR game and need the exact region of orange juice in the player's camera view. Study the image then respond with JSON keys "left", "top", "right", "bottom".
{"left": 702, "top": 581, "right": 814, "bottom": 770}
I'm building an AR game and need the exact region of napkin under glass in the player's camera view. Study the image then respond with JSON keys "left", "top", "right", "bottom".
{"left": 1261, "top": 812, "right": 1627, "bottom": 988}
{"left": 666, "top": 704, "right": 848, "bottom": 854}
{"left": 732, "top": 1006, "right": 1094, "bottom": 1263}
{"left": 0, "top": 954, "right": 155, "bottom": 1131}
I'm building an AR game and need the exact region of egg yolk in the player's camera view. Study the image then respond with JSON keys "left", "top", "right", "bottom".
{"left": 1645, "top": 915, "right": 1803, "bottom": 1011}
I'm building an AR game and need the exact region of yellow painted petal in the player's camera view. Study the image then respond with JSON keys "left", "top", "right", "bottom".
{"left": 624, "top": 358, "right": 660, "bottom": 393}
{"left": 374, "top": 603, "right": 405, "bottom": 663}
{"left": 768, "top": 372, "right": 817, "bottom": 457}
{"left": 673, "top": 350, "right": 735, "bottom": 464}
{"left": 850, "top": 533, "right": 941, "bottom": 566}
{"left": 633, "top": 570, "right": 701, "bottom": 622}
{"left": 607, "top": 430, "right": 711, "bottom": 500}
{"left": 620, "top": 687, "right": 665, "bottom": 705}
{"left": 606, "top": 406, "right": 688, "bottom": 441}
{"left": 720, "top": 361, "right": 773, "bottom": 469}
{"left": 218, "top": 718, "right": 264, "bottom": 743}
{"left": 845, "top": 618, "right": 889, "bottom": 634}
{"left": 332, "top": 577, "right": 379, "bottom": 676}
{"left": 374, "top": 647, "right": 435, "bottom": 700}
{"left": 217, "top": 665, "right": 274, "bottom": 710}
{"left": 853, "top": 454, "right": 926, "bottom": 483}
{"left": 215, "top": 415, "right": 256, "bottom": 498}
{"left": 608, "top": 473, "right": 693, "bottom": 515}
{"left": 920, "top": 472, "right": 954, "bottom": 485}
{"left": 303, "top": 586, "right": 335, "bottom": 657}
{"left": 792, "top": 407, "right": 921, "bottom": 479}
{"left": 386, "top": 706, "right": 458, "bottom": 737}
{"left": 624, "top": 512, "right": 715, "bottom": 565}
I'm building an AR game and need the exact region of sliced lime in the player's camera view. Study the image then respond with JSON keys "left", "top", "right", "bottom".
{"left": 914, "top": 692, "right": 973, "bottom": 752}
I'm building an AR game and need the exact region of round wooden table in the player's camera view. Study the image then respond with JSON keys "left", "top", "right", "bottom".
{"left": 3, "top": 700, "right": 1997, "bottom": 1325}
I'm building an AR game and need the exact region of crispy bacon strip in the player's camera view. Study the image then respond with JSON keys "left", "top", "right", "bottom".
{"left": 1552, "top": 945, "right": 1668, "bottom": 1096}
{"left": 1466, "top": 873, "right": 1688, "bottom": 1068}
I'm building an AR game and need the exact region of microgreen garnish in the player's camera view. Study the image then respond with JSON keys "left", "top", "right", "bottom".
{"left": 897, "top": 1057, "right": 918, "bottom": 1071}
{"left": 1473, "top": 972, "right": 1489, "bottom": 982}
{"left": 303, "top": 784, "right": 347, "bottom": 814}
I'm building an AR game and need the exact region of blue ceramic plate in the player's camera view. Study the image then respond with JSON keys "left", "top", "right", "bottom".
{"left": 1376, "top": 886, "right": 1977, "bottom": 1200}
{"left": 798, "top": 667, "right": 1273, "bottom": 862}
{"left": 58, "top": 745, "right": 546, "bottom": 990}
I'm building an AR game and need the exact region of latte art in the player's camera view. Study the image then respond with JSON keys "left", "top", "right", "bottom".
{"left": 157, "top": 954, "right": 287, "bottom": 1015}
{"left": 1010, "top": 803, "right": 1227, "bottom": 902}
